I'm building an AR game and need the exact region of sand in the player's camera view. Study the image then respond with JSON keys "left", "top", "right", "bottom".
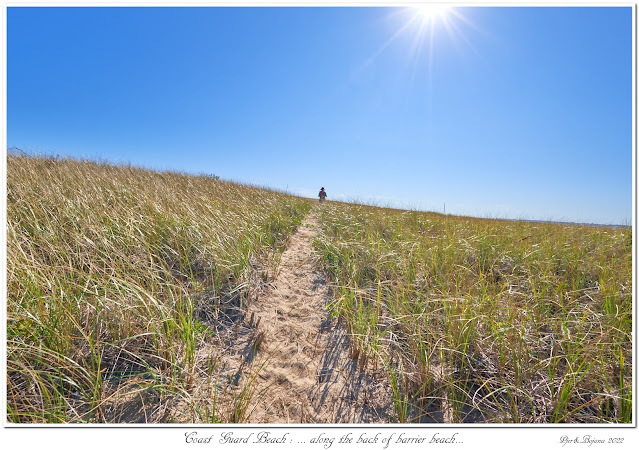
{"left": 219, "top": 213, "right": 394, "bottom": 423}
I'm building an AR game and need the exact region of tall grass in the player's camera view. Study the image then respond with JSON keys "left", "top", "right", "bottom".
{"left": 314, "top": 203, "right": 632, "bottom": 423}
{"left": 6, "top": 153, "right": 311, "bottom": 423}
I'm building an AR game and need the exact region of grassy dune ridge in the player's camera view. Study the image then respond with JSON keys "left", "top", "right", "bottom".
{"left": 6, "top": 154, "right": 311, "bottom": 422}
{"left": 5, "top": 154, "right": 632, "bottom": 424}
{"left": 313, "top": 203, "right": 632, "bottom": 423}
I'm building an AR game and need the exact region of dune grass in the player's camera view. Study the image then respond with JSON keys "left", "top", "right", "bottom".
{"left": 313, "top": 202, "right": 632, "bottom": 423}
{"left": 6, "top": 154, "right": 632, "bottom": 424}
{"left": 6, "top": 153, "right": 311, "bottom": 423}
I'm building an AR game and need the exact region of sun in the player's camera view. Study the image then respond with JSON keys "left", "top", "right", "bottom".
{"left": 361, "top": 4, "right": 470, "bottom": 75}
{"left": 413, "top": 4, "right": 451, "bottom": 22}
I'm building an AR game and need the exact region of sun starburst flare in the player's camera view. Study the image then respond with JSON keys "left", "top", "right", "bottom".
{"left": 414, "top": 4, "right": 451, "bottom": 23}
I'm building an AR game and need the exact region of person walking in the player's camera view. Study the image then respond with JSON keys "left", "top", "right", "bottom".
{"left": 318, "top": 187, "right": 327, "bottom": 203}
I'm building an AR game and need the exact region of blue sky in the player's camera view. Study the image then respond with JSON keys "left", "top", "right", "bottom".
{"left": 7, "top": 5, "right": 633, "bottom": 225}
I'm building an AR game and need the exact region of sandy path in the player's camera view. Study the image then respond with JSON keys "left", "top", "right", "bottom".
{"left": 235, "top": 213, "right": 394, "bottom": 423}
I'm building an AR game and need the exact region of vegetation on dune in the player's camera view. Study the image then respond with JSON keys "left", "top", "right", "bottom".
{"left": 313, "top": 203, "right": 632, "bottom": 423}
{"left": 5, "top": 153, "right": 632, "bottom": 424}
{"left": 6, "top": 154, "right": 311, "bottom": 423}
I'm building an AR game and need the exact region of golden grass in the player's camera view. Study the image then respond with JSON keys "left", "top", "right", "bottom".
{"left": 6, "top": 153, "right": 632, "bottom": 424}
{"left": 6, "top": 153, "right": 311, "bottom": 423}
{"left": 313, "top": 202, "right": 632, "bottom": 423}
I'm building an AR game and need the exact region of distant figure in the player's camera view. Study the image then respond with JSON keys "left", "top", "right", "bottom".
{"left": 318, "top": 187, "right": 327, "bottom": 203}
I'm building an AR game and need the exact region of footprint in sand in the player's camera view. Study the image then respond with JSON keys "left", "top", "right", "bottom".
{"left": 224, "top": 213, "right": 396, "bottom": 423}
